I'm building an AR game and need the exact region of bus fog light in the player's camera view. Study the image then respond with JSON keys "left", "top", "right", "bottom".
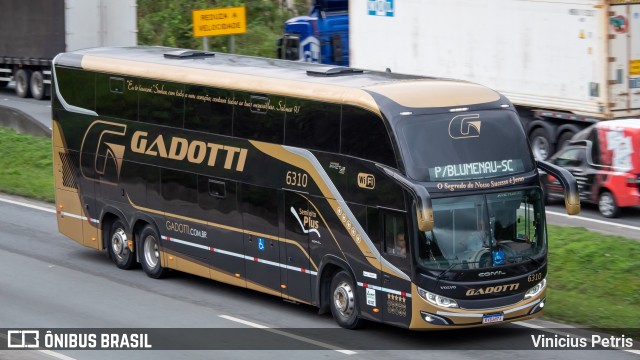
{"left": 418, "top": 287, "right": 458, "bottom": 308}
{"left": 420, "top": 311, "right": 450, "bottom": 325}
{"left": 524, "top": 278, "right": 546, "bottom": 299}
{"left": 529, "top": 298, "right": 546, "bottom": 314}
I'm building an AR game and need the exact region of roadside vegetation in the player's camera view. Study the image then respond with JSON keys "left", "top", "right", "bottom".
{"left": 137, "top": 0, "right": 310, "bottom": 58}
{"left": 0, "top": 128, "right": 53, "bottom": 202}
{"left": 0, "top": 126, "right": 639, "bottom": 331}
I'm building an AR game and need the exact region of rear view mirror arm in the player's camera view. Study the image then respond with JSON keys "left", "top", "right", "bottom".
{"left": 537, "top": 160, "right": 581, "bottom": 215}
{"left": 376, "top": 164, "right": 434, "bottom": 232}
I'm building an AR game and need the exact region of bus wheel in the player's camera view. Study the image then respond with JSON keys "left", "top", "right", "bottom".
{"left": 108, "top": 220, "right": 136, "bottom": 270}
{"left": 598, "top": 191, "right": 619, "bottom": 218}
{"left": 330, "top": 271, "right": 362, "bottom": 329}
{"left": 140, "top": 225, "right": 168, "bottom": 279}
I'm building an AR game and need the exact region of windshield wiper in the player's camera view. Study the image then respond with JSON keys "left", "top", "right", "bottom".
{"left": 507, "top": 255, "right": 541, "bottom": 267}
{"left": 436, "top": 260, "right": 485, "bottom": 280}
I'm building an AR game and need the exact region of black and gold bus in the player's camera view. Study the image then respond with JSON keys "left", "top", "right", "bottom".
{"left": 52, "top": 46, "right": 579, "bottom": 329}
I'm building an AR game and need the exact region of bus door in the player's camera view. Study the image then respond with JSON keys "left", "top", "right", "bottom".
{"left": 240, "top": 184, "right": 282, "bottom": 296}
{"left": 281, "top": 190, "right": 313, "bottom": 304}
{"left": 379, "top": 209, "right": 412, "bottom": 326}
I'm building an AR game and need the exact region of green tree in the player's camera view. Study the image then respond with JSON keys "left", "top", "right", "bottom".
{"left": 137, "top": 0, "right": 310, "bottom": 58}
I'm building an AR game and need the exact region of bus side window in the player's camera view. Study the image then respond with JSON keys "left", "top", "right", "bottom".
{"left": 138, "top": 79, "right": 185, "bottom": 128}
{"left": 233, "top": 91, "right": 285, "bottom": 144}
{"left": 285, "top": 99, "right": 340, "bottom": 153}
{"left": 161, "top": 168, "right": 198, "bottom": 218}
{"left": 184, "top": 86, "right": 233, "bottom": 136}
{"left": 53, "top": 67, "right": 95, "bottom": 111}
{"left": 383, "top": 211, "right": 407, "bottom": 258}
{"left": 341, "top": 106, "right": 396, "bottom": 167}
{"left": 95, "top": 73, "right": 138, "bottom": 121}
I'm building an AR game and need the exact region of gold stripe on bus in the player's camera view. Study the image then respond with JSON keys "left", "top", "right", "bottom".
{"left": 80, "top": 55, "right": 382, "bottom": 117}
{"left": 367, "top": 80, "right": 500, "bottom": 108}
{"left": 127, "top": 195, "right": 318, "bottom": 271}
{"left": 298, "top": 193, "right": 344, "bottom": 253}
{"left": 250, "top": 141, "right": 409, "bottom": 281}
{"left": 164, "top": 250, "right": 312, "bottom": 305}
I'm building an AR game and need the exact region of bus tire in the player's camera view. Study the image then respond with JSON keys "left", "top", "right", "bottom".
{"left": 15, "top": 69, "right": 32, "bottom": 98}
{"left": 598, "top": 191, "right": 619, "bottom": 218}
{"left": 329, "top": 271, "right": 362, "bottom": 329}
{"left": 107, "top": 220, "right": 136, "bottom": 270}
{"left": 530, "top": 128, "right": 554, "bottom": 161}
{"left": 140, "top": 225, "right": 168, "bottom": 279}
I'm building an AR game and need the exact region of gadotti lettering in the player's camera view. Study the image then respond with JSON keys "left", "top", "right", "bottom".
{"left": 131, "top": 131, "right": 247, "bottom": 171}
{"left": 465, "top": 283, "right": 519, "bottom": 296}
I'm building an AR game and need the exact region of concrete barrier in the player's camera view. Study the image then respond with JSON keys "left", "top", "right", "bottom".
{"left": 0, "top": 104, "right": 51, "bottom": 137}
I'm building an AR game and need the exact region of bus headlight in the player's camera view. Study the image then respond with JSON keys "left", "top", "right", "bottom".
{"left": 417, "top": 287, "right": 458, "bottom": 308}
{"left": 524, "top": 278, "right": 546, "bottom": 299}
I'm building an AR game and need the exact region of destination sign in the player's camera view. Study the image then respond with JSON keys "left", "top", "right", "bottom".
{"left": 429, "top": 159, "right": 525, "bottom": 181}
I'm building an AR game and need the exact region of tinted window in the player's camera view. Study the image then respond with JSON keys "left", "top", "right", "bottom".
{"left": 233, "top": 92, "right": 285, "bottom": 143}
{"left": 95, "top": 73, "right": 138, "bottom": 121}
{"left": 120, "top": 161, "right": 159, "bottom": 208}
{"left": 184, "top": 86, "right": 233, "bottom": 135}
{"left": 54, "top": 67, "right": 95, "bottom": 111}
{"left": 341, "top": 106, "right": 395, "bottom": 166}
{"left": 138, "top": 79, "right": 185, "bottom": 127}
{"left": 198, "top": 176, "right": 239, "bottom": 225}
{"left": 161, "top": 169, "right": 198, "bottom": 216}
{"left": 554, "top": 148, "right": 585, "bottom": 167}
{"left": 240, "top": 184, "right": 279, "bottom": 234}
{"left": 396, "top": 110, "right": 535, "bottom": 182}
{"left": 285, "top": 99, "right": 340, "bottom": 153}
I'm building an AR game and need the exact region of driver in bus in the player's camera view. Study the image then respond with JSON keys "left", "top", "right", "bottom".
{"left": 464, "top": 221, "right": 492, "bottom": 253}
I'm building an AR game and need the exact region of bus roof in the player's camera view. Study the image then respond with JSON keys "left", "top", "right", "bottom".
{"left": 55, "top": 46, "right": 501, "bottom": 114}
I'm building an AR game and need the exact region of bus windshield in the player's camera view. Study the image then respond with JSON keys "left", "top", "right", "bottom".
{"left": 396, "top": 110, "right": 535, "bottom": 182}
{"left": 418, "top": 189, "right": 545, "bottom": 270}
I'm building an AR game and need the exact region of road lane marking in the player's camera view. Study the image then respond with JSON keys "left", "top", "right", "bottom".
{"left": 0, "top": 197, "right": 56, "bottom": 214}
{"left": 546, "top": 210, "right": 640, "bottom": 231}
{"left": 0, "top": 332, "right": 77, "bottom": 360}
{"left": 219, "top": 315, "right": 357, "bottom": 354}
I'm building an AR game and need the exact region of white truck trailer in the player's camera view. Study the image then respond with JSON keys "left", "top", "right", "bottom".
{"left": 351, "top": 0, "right": 640, "bottom": 159}
{"left": 0, "top": 0, "right": 137, "bottom": 99}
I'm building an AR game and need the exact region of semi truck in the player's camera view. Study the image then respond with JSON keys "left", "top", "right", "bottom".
{"left": 0, "top": 0, "right": 137, "bottom": 100}
{"left": 288, "top": 0, "right": 639, "bottom": 160}
{"left": 277, "top": 0, "right": 349, "bottom": 66}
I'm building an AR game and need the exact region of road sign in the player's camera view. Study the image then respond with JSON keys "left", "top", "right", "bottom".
{"left": 192, "top": 6, "right": 246, "bottom": 37}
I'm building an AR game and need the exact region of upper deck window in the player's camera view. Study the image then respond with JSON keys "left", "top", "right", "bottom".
{"left": 396, "top": 110, "right": 534, "bottom": 182}
{"left": 341, "top": 106, "right": 396, "bottom": 167}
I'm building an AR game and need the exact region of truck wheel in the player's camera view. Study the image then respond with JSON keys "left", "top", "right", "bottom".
{"left": 598, "top": 191, "right": 619, "bottom": 218}
{"left": 557, "top": 131, "right": 575, "bottom": 151}
{"left": 140, "top": 225, "right": 168, "bottom": 279}
{"left": 330, "top": 271, "right": 362, "bottom": 329}
{"left": 15, "top": 69, "right": 32, "bottom": 98}
{"left": 30, "top": 71, "right": 46, "bottom": 100}
{"left": 530, "top": 128, "right": 554, "bottom": 161}
{"left": 107, "top": 220, "right": 136, "bottom": 270}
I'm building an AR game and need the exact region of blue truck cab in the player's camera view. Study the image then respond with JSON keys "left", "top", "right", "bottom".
{"left": 277, "top": 0, "right": 348, "bottom": 66}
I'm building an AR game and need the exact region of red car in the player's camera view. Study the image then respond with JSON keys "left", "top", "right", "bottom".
{"left": 541, "top": 120, "right": 640, "bottom": 217}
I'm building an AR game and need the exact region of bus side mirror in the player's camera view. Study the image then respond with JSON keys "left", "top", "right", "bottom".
{"left": 376, "top": 165, "right": 434, "bottom": 232}
{"left": 537, "top": 160, "right": 580, "bottom": 215}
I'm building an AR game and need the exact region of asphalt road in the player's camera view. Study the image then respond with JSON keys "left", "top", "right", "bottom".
{"left": 0, "top": 194, "right": 639, "bottom": 360}
{"left": 0, "top": 84, "right": 52, "bottom": 130}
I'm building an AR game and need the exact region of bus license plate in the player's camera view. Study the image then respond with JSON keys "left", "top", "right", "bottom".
{"left": 482, "top": 313, "right": 504, "bottom": 324}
